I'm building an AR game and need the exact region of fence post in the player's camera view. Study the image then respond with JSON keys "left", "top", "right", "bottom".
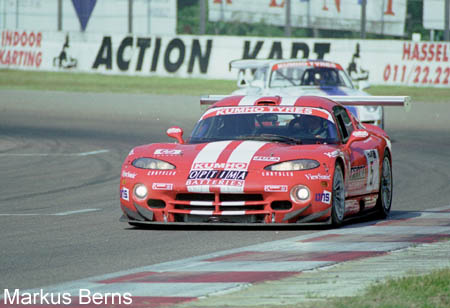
{"left": 57, "top": 0, "right": 62, "bottom": 31}
{"left": 200, "top": 0, "right": 206, "bottom": 34}
{"left": 445, "top": 0, "right": 450, "bottom": 41}
{"left": 360, "top": 0, "right": 366, "bottom": 39}
{"left": 128, "top": 0, "right": 133, "bottom": 33}
{"left": 15, "top": 0, "right": 19, "bottom": 29}
{"left": 285, "top": 0, "right": 291, "bottom": 37}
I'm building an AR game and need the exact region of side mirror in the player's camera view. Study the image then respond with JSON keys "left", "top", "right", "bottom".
{"left": 166, "top": 126, "right": 185, "bottom": 144}
{"left": 344, "top": 130, "right": 370, "bottom": 150}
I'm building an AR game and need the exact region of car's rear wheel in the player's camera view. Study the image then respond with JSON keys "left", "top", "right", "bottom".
{"left": 376, "top": 152, "right": 393, "bottom": 218}
{"left": 331, "top": 164, "right": 345, "bottom": 226}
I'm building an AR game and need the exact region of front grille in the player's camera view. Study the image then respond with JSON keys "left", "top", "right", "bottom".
{"left": 270, "top": 201, "right": 292, "bottom": 211}
{"left": 175, "top": 193, "right": 263, "bottom": 202}
{"left": 147, "top": 199, "right": 166, "bottom": 209}
{"left": 174, "top": 204, "right": 264, "bottom": 211}
{"left": 172, "top": 193, "right": 266, "bottom": 213}
{"left": 176, "top": 193, "right": 214, "bottom": 201}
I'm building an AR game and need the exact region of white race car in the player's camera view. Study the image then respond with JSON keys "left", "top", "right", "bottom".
{"left": 230, "top": 59, "right": 383, "bottom": 128}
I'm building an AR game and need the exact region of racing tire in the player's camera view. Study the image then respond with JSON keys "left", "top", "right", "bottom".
{"left": 375, "top": 152, "right": 393, "bottom": 218}
{"left": 331, "top": 164, "right": 345, "bottom": 226}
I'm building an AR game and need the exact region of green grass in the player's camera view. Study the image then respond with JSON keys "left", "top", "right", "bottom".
{"left": 0, "top": 69, "right": 236, "bottom": 96}
{"left": 301, "top": 267, "right": 450, "bottom": 308}
{"left": 1, "top": 69, "right": 449, "bottom": 102}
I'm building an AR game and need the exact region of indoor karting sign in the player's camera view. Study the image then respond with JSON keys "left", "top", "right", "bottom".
{"left": 209, "top": 0, "right": 406, "bottom": 36}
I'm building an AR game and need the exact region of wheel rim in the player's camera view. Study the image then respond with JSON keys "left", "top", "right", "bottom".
{"left": 333, "top": 167, "right": 345, "bottom": 221}
{"left": 381, "top": 157, "right": 392, "bottom": 210}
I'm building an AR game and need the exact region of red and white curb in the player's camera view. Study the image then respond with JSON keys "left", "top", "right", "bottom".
{"left": 2, "top": 206, "right": 450, "bottom": 307}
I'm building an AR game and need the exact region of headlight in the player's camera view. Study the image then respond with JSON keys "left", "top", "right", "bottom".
{"left": 134, "top": 184, "right": 148, "bottom": 199}
{"left": 265, "top": 159, "right": 320, "bottom": 171}
{"left": 290, "top": 185, "right": 311, "bottom": 203}
{"left": 132, "top": 158, "right": 175, "bottom": 170}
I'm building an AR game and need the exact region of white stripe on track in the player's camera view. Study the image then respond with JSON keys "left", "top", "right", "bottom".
{"left": 0, "top": 150, "right": 109, "bottom": 157}
{"left": 0, "top": 209, "right": 101, "bottom": 216}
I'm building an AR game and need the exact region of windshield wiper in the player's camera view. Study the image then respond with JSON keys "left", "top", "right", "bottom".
{"left": 239, "top": 134, "right": 302, "bottom": 145}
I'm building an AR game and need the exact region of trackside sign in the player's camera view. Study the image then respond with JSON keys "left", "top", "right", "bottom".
{"left": 1, "top": 29, "right": 449, "bottom": 88}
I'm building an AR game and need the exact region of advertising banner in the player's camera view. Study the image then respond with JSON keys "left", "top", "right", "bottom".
{"left": 1, "top": 29, "right": 449, "bottom": 88}
{"left": 423, "top": 0, "right": 449, "bottom": 30}
{"left": 209, "top": 0, "right": 407, "bottom": 37}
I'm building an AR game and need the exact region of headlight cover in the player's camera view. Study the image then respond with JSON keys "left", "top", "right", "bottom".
{"left": 132, "top": 158, "right": 175, "bottom": 170}
{"left": 265, "top": 159, "right": 320, "bottom": 171}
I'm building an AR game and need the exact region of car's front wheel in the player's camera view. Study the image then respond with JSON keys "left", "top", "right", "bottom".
{"left": 375, "top": 152, "right": 393, "bottom": 218}
{"left": 331, "top": 164, "right": 345, "bottom": 226}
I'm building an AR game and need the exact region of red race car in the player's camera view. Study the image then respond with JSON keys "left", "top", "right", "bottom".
{"left": 120, "top": 95, "right": 409, "bottom": 226}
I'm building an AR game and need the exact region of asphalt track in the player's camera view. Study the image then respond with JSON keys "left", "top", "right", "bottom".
{"left": 0, "top": 89, "right": 449, "bottom": 295}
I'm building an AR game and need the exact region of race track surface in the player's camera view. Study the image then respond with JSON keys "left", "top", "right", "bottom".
{"left": 0, "top": 89, "right": 449, "bottom": 295}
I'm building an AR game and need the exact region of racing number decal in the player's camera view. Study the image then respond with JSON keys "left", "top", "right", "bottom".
{"left": 364, "top": 149, "right": 379, "bottom": 192}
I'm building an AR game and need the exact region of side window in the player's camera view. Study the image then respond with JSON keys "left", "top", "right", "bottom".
{"left": 333, "top": 106, "right": 354, "bottom": 143}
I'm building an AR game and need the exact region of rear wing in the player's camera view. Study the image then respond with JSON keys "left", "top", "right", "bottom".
{"left": 326, "top": 95, "right": 411, "bottom": 112}
{"left": 200, "top": 95, "right": 411, "bottom": 112}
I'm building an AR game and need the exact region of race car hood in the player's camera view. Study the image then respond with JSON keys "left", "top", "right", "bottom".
{"left": 127, "top": 140, "right": 339, "bottom": 172}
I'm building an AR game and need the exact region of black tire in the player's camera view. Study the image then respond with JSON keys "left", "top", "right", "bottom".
{"left": 375, "top": 152, "right": 393, "bottom": 218}
{"left": 331, "top": 164, "right": 346, "bottom": 226}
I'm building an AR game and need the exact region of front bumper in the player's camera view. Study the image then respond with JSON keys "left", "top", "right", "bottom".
{"left": 120, "top": 178, "right": 333, "bottom": 225}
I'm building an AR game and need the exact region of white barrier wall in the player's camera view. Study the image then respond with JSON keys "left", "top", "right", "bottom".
{"left": 1, "top": 29, "right": 450, "bottom": 88}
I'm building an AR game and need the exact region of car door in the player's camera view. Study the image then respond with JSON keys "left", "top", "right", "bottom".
{"left": 333, "top": 106, "right": 369, "bottom": 197}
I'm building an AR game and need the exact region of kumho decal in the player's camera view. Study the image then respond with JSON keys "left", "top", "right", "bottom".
{"left": 192, "top": 162, "right": 248, "bottom": 170}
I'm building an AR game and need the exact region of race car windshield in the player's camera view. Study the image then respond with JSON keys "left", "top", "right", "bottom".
{"left": 189, "top": 113, "right": 339, "bottom": 145}
{"left": 270, "top": 67, "right": 354, "bottom": 88}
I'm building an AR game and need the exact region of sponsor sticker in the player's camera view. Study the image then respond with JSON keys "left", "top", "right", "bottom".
{"left": 154, "top": 149, "right": 182, "bottom": 155}
{"left": 350, "top": 165, "right": 366, "bottom": 180}
{"left": 261, "top": 171, "right": 294, "bottom": 177}
{"left": 152, "top": 183, "right": 173, "bottom": 190}
{"left": 315, "top": 190, "right": 331, "bottom": 204}
{"left": 192, "top": 162, "right": 248, "bottom": 170}
{"left": 264, "top": 185, "right": 288, "bottom": 192}
{"left": 186, "top": 179, "right": 244, "bottom": 187}
{"left": 253, "top": 156, "right": 280, "bottom": 162}
{"left": 188, "top": 170, "right": 248, "bottom": 180}
{"left": 305, "top": 173, "right": 331, "bottom": 180}
{"left": 201, "top": 106, "right": 334, "bottom": 123}
{"left": 120, "top": 187, "right": 129, "bottom": 201}
{"left": 147, "top": 170, "right": 177, "bottom": 176}
{"left": 122, "top": 171, "right": 137, "bottom": 179}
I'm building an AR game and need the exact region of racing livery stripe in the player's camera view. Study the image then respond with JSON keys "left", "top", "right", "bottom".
{"left": 222, "top": 141, "right": 267, "bottom": 193}
{"left": 279, "top": 96, "right": 298, "bottom": 106}
{"left": 187, "top": 141, "right": 232, "bottom": 193}
{"left": 238, "top": 95, "right": 262, "bottom": 106}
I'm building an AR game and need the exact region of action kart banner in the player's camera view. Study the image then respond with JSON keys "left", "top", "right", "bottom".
{"left": 1, "top": 29, "right": 450, "bottom": 88}
{"left": 209, "top": 0, "right": 406, "bottom": 37}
